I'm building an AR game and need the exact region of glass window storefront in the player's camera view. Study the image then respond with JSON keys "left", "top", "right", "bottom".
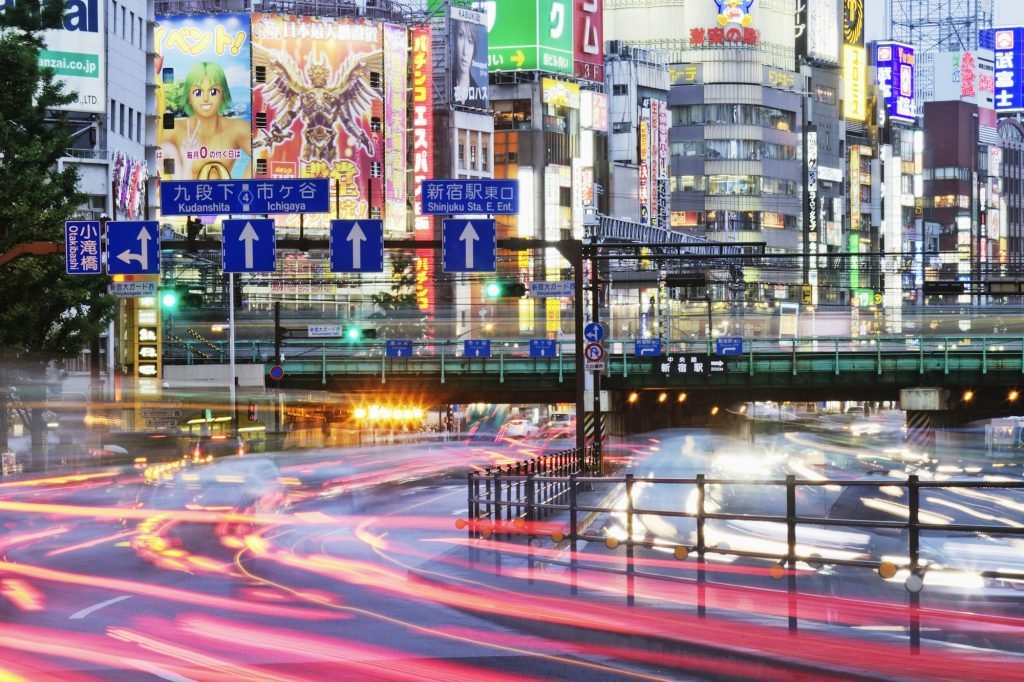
{"left": 670, "top": 104, "right": 796, "bottom": 131}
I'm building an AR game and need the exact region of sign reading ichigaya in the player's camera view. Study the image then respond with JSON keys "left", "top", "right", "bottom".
{"left": 654, "top": 354, "right": 728, "bottom": 375}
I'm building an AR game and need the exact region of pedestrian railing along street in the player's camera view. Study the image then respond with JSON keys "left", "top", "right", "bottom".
{"left": 465, "top": 463, "right": 1024, "bottom": 652}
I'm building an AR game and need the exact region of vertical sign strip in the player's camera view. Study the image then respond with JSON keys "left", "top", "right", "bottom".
{"left": 383, "top": 23, "right": 408, "bottom": 234}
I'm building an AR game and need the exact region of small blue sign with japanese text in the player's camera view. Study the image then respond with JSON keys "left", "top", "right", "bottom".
{"left": 634, "top": 339, "right": 662, "bottom": 356}
{"left": 421, "top": 179, "right": 519, "bottom": 215}
{"left": 385, "top": 340, "right": 414, "bottom": 358}
{"left": 464, "top": 339, "right": 491, "bottom": 357}
{"left": 715, "top": 337, "right": 744, "bottom": 356}
{"left": 529, "top": 339, "right": 557, "bottom": 358}
{"left": 65, "top": 220, "right": 102, "bottom": 275}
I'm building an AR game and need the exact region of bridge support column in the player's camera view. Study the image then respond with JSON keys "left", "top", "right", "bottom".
{"left": 900, "top": 388, "right": 965, "bottom": 457}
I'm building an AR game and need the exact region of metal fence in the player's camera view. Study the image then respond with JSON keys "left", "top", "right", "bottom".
{"left": 466, "top": 465, "right": 1024, "bottom": 652}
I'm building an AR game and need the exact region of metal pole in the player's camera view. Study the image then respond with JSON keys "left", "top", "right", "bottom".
{"left": 228, "top": 272, "right": 237, "bottom": 433}
{"left": 589, "top": 242, "right": 603, "bottom": 470}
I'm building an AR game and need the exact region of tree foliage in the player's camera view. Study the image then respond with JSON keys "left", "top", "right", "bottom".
{"left": 370, "top": 252, "right": 427, "bottom": 339}
{"left": 0, "top": 0, "right": 116, "bottom": 367}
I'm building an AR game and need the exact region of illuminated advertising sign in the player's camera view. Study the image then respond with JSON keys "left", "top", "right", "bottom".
{"left": 40, "top": 0, "right": 105, "bottom": 113}
{"left": 251, "top": 14, "right": 383, "bottom": 221}
{"left": 574, "top": 0, "right": 603, "bottom": 81}
{"left": 843, "top": 0, "right": 864, "bottom": 47}
{"left": 450, "top": 7, "right": 489, "bottom": 109}
{"left": 843, "top": 44, "right": 867, "bottom": 120}
{"left": 410, "top": 25, "right": 434, "bottom": 234}
{"left": 383, "top": 23, "right": 407, "bottom": 235}
{"left": 875, "top": 42, "right": 915, "bottom": 124}
{"left": 850, "top": 146, "right": 861, "bottom": 230}
{"left": 487, "top": 0, "right": 573, "bottom": 75}
{"left": 638, "top": 103, "right": 650, "bottom": 225}
{"left": 806, "top": 129, "right": 818, "bottom": 236}
{"left": 800, "top": 0, "right": 840, "bottom": 64}
{"left": 982, "top": 27, "right": 1024, "bottom": 111}
{"left": 932, "top": 50, "right": 995, "bottom": 105}
{"left": 542, "top": 78, "right": 580, "bottom": 108}
{"left": 156, "top": 14, "right": 251, "bottom": 181}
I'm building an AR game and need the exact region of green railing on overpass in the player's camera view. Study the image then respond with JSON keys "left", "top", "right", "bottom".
{"left": 166, "top": 335, "right": 1024, "bottom": 398}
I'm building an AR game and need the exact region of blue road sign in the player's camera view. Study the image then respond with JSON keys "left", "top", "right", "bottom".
{"left": 529, "top": 339, "right": 557, "bottom": 358}
{"left": 269, "top": 365, "right": 284, "bottom": 381}
{"left": 222, "top": 219, "right": 276, "bottom": 273}
{"left": 160, "top": 178, "right": 331, "bottom": 216}
{"left": 634, "top": 339, "right": 662, "bottom": 356}
{"left": 442, "top": 219, "right": 496, "bottom": 273}
{"left": 464, "top": 339, "right": 491, "bottom": 358}
{"left": 385, "top": 340, "right": 414, "bottom": 358}
{"left": 330, "top": 219, "right": 384, "bottom": 273}
{"left": 421, "top": 179, "right": 519, "bottom": 215}
{"left": 106, "top": 221, "right": 160, "bottom": 275}
{"left": 583, "top": 322, "right": 605, "bottom": 343}
{"left": 65, "top": 221, "right": 101, "bottom": 275}
{"left": 715, "top": 337, "right": 744, "bottom": 356}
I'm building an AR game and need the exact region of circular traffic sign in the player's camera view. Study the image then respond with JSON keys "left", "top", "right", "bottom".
{"left": 584, "top": 322, "right": 605, "bottom": 342}
{"left": 584, "top": 342, "right": 606, "bottom": 362}
{"left": 269, "top": 365, "right": 285, "bottom": 381}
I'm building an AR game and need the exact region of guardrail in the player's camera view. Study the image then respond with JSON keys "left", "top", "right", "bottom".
{"left": 465, "top": 469, "right": 1024, "bottom": 652}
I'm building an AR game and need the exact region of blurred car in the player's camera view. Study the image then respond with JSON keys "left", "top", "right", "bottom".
{"left": 537, "top": 413, "right": 576, "bottom": 440}
{"left": 495, "top": 419, "right": 538, "bottom": 441}
{"left": 188, "top": 435, "right": 245, "bottom": 463}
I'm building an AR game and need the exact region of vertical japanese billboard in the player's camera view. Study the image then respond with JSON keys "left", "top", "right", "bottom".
{"left": 843, "top": 43, "right": 867, "bottom": 121}
{"left": 40, "top": 0, "right": 105, "bottom": 113}
{"left": 875, "top": 42, "right": 915, "bottom": 123}
{"left": 251, "top": 14, "right": 383, "bottom": 220}
{"left": 410, "top": 25, "right": 434, "bottom": 317}
{"left": 450, "top": 6, "right": 489, "bottom": 109}
{"left": 574, "top": 0, "right": 603, "bottom": 81}
{"left": 807, "top": 0, "right": 840, "bottom": 64}
{"left": 383, "top": 23, "right": 407, "bottom": 235}
{"left": 487, "top": 0, "right": 573, "bottom": 75}
{"left": 984, "top": 27, "right": 1024, "bottom": 111}
{"left": 155, "top": 14, "right": 252, "bottom": 181}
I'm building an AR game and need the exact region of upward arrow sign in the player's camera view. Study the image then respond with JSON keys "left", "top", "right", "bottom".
{"left": 239, "top": 222, "right": 259, "bottom": 270}
{"left": 347, "top": 222, "right": 366, "bottom": 270}
{"left": 460, "top": 221, "right": 479, "bottom": 269}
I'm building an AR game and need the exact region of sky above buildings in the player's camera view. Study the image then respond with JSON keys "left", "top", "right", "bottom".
{"left": 865, "top": 0, "right": 1024, "bottom": 41}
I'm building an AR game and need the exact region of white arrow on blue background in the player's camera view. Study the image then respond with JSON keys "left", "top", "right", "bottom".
{"left": 459, "top": 221, "right": 479, "bottom": 269}
{"left": 117, "top": 224, "right": 152, "bottom": 270}
{"left": 238, "top": 222, "right": 260, "bottom": 269}
{"left": 347, "top": 222, "right": 366, "bottom": 269}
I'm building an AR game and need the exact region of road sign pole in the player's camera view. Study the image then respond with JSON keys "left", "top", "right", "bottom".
{"left": 589, "top": 242, "right": 602, "bottom": 469}
{"left": 229, "top": 272, "right": 237, "bottom": 434}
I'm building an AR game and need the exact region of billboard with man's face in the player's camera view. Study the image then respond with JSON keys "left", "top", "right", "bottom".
{"left": 450, "top": 7, "right": 489, "bottom": 109}
{"left": 155, "top": 14, "right": 252, "bottom": 180}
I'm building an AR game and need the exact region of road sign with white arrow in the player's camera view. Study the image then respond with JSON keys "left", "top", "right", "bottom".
{"left": 329, "top": 219, "right": 383, "bottom": 273}
{"left": 442, "top": 218, "right": 496, "bottom": 273}
{"left": 222, "top": 219, "right": 276, "bottom": 273}
{"left": 106, "top": 221, "right": 160, "bottom": 275}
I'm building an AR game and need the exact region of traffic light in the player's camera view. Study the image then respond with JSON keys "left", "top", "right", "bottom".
{"left": 247, "top": 402, "right": 257, "bottom": 421}
{"left": 160, "top": 288, "right": 179, "bottom": 309}
{"left": 159, "top": 286, "right": 202, "bottom": 310}
{"left": 484, "top": 281, "right": 527, "bottom": 298}
{"left": 344, "top": 326, "right": 377, "bottom": 341}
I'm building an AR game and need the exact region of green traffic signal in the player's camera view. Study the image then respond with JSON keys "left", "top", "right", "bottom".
{"left": 484, "top": 281, "right": 527, "bottom": 298}
{"left": 346, "top": 327, "right": 362, "bottom": 341}
{"left": 160, "top": 290, "right": 179, "bottom": 308}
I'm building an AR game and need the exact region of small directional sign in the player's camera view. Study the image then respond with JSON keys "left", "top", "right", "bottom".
{"left": 65, "top": 220, "right": 102, "bottom": 274}
{"left": 655, "top": 355, "right": 728, "bottom": 375}
{"left": 222, "top": 219, "right": 276, "bottom": 273}
{"left": 634, "top": 339, "right": 662, "bottom": 356}
{"left": 421, "top": 179, "right": 519, "bottom": 215}
{"left": 464, "top": 339, "right": 491, "bottom": 357}
{"left": 442, "top": 219, "right": 496, "bottom": 273}
{"left": 385, "top": 340, "right": 414, "bottom": 358}
{"left": 106, "top": 221, "right": 160, "bottom": 275}
{"left": 330, "top": 219, "right": 384, "bottom": 273}
{"left": 715, "top": 337, "right": 744, "bottom": 356}
{"left": 529, "top": 339, "right": 557, "bottom": 357}
{"left": 583, "top": 322, "right": 605, "bottom": 343}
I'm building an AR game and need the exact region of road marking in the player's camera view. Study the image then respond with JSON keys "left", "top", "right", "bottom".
{"left": 69, "top": 594, "right": 133, "bottom": 620}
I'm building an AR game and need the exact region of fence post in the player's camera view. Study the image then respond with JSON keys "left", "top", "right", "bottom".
{"left": 786, "top": 474, "right": 798, "bottom": 633}
{"left": 908, "top": 474, "right": 921, "bottom": 653}
{"left": 625, "top": 473, "right": 635, "bottom": 606}
{"left": 569, "top": 472, "right": 578, "bottom": 596}
{"left": 696, "top": 474, "right": 706, "bottom": 618}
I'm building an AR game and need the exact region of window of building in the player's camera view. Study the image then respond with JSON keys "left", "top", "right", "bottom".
{"left": 121, "top": 6, "right": 126, "bottom": 38}
{"left": 110, "top": 99, "right": 116, "bottom": 131}
{"left": 119, "top": 103, "right": 125, "bottom": 136}
{"left": 494, "top": 99, "right": 532, "bottom": 130}
{"left": 371, "top": 161, "right": 382, "bottom": 177}
{"left": 481, "top": 146, "right": 489, "bottom": 171}
{"left": 128, "top": 106, "right": 133, "bottom": 140}
{"left": 612, "top": 121, "right": 631, "bottom": 133}
{"left": 136, "top": 111, "right": 142, "bottom": 143}
{"left": 112, "top": 1, "right": 117, "bottom": 33}
{"left": 470, "top": 144, "right": 477, "bottom": 170}
{"left": 670, "top": 175, "right": 705, "bottom": 192}
{"left": 814, "top": 85, "right": 836, "bottom": 105}
{"left": 612, "top": 84, "right": 628, "bottom": 96}
{"left": 130, "top": 11, "right": 134, "bottom": 44}
{"left": 458, "top": 143, "right": 465, "bottom": 168}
